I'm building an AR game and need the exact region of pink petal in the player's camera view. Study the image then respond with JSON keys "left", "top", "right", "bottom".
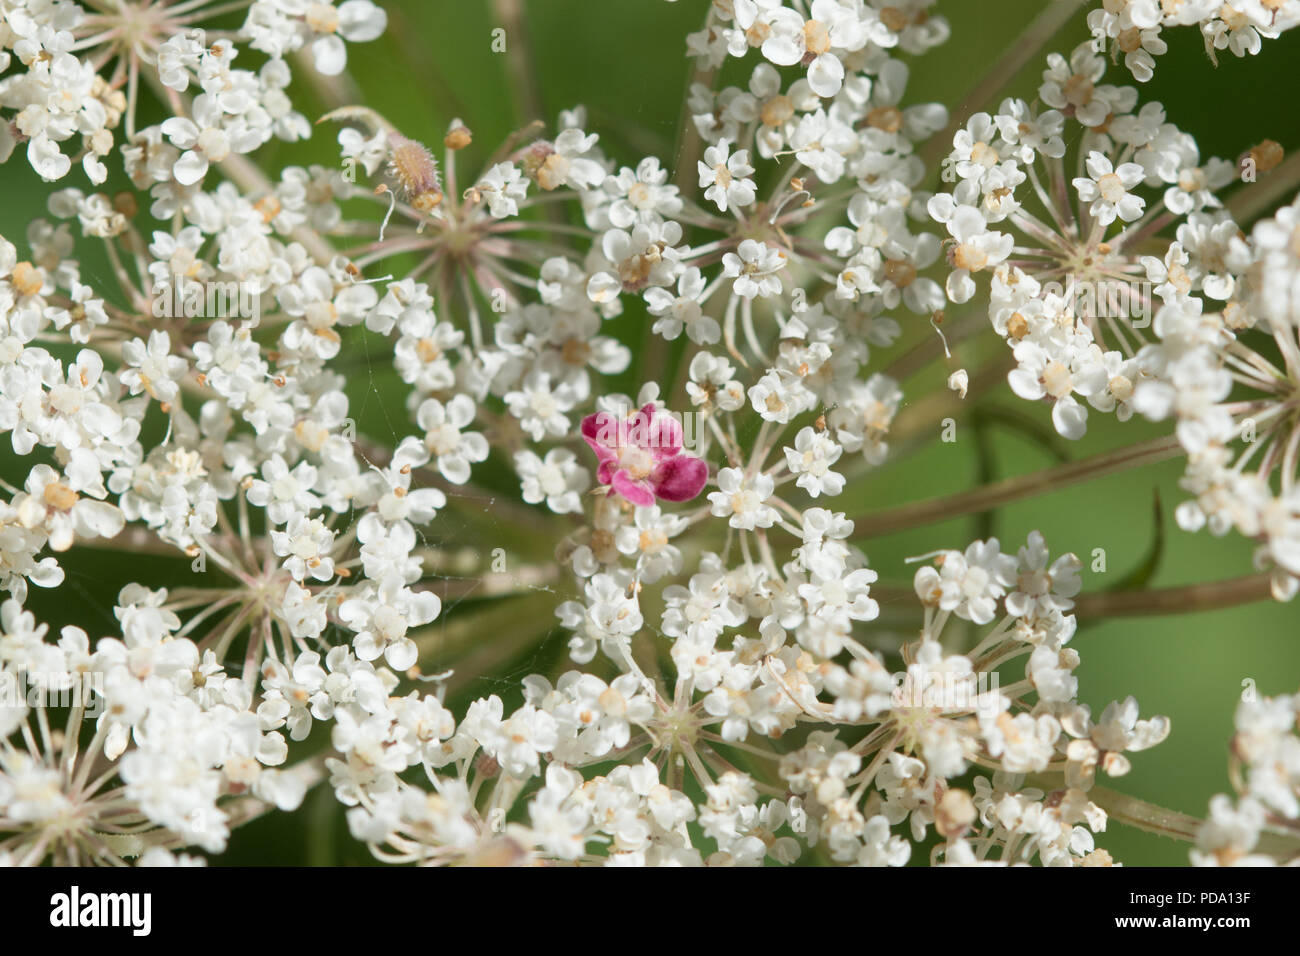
{"left": 624, "top": 405, "right": 653, "bottom": 445}
{"left": 581, "top": 412, "right": 620, "bottom": 452}
{"left": 612, "top": 469, "right": 656, "bottom": 507}
{"left": 647, "top": 411, "right": 683, "bottom": 459}
{"left": 650, "top": 454, "right": 707, "bottom": 502}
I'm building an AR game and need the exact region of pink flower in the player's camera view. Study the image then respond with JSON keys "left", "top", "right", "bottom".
{"left": 581, "top": 404, "right": 708, "bottom": 507}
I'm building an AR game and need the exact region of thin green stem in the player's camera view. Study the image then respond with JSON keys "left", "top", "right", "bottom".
{"left": 850, "top": 435, "right": 1182, "bottom": 537}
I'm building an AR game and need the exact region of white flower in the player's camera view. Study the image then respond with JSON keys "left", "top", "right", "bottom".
{"left": 937, "top": 204, "right": 1013, "bottom": 303}
{"left": 749, "top": 369, "right": 811, "bottom": 424}
{"left": 687, "top": 352, "right": 746, "bottom": 411}
{"left": 722, "top": 239, "right": 787, "bottom": 299}
{"left": 120, "top": 330, "right": 188, "bottom": 405}
{"left": 515, "top": 448, "right": 590, "bottom": 515}
{"left": 373, "top": 439, "right": 448, "bottom": 526}
{"left": 789, "top": 109, "right": 855, "bottom": 182}
{"left": 416, "top": 395, "right": 488, "bottom": 484}
{"left": 698, "top": 140, "right": 756, "bottom": 213}
{"left": 15, "top": 460, "right": 123, "bottom": 552}
{"left": 1073, "top": 151, "right": 1147, "bottom": 225}
{"left": 356, "top": 511, "right": 423, "bottom": 584}
{"left": 338, "top": 126, "right": 388, "bottom": 176}
{"left": 476, "top": 162, "right": 529, "bottom": 218}
{"left": 504, "top": 371, "right": 577, "bottom": 441}
{"left": 28, "top": 133, "right": 71, "bottom": 181}
{"left": 784, "top": 427, "right": 845, "bottom": 497}
{"left": 160, "top": 95, "right": 232, "bottom": 186}
{"left": 312, "top": 1, "right": 387, "bottom": 74}
{"left": 644, "top": 267, "right": 718, "bottom": 344}
{"left": 4, "top": 0, "right": 1295, "bottom": 870}
{"left": 1007, "top": 531, "right": 1083, "bottom": 618}
{"left": 615, "top": 506, "right": 688, "bottom": 582}
{"left": 1192, "top": 795, "right": 1271, "bottom": 867}
{"left": 246, "top": 0, "right": 389, "bottom": 74}
{"left": 709, "top": 467, "right": 777, "bottom": 530}
{"left": 739, "top": 4, "right": 849, "bottom": 97}
{"left": 981, "top": 711, "right": 1061, "bottom": 774}
{"left": 464, "top": 696, "right": 558, "bottom": 778}
{"left": 600, "top": 156, "right": 681, "bottom": 228}
{"left": 271, "top": 514, "right": 337, "bottom": 582}
{"left": 1039, "top": 45, "right": 1135, "bottom": 128}
{"left": 913, "top": 539, "right": 1017, "bottom": 625}
{"left": 339, "top": 581, "right": 438, "bottom": 671}
{"left": 535, "top": 128, "right": 605, "bottom": 191}
{"left": 246, "top": 455, "right": 321, "bottom": 525}
{"left": 1007, "top": 338, "right": 1108, "bottom": 441}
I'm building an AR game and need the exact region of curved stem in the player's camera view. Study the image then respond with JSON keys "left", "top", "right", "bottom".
{"left": 1073, "top": 573, "right": 1274, "bottom": 619}
{"left": 851, "top": 435, "right": 1182, "bottom": 537}
{"left": 1086, "top": 785, "right": 1202, "bottom": 843}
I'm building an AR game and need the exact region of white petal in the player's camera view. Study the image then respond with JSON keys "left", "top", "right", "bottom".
{"left": 385, "top": 638, "right": 418, "bottom": 671}
{"left": 945, "top": 271, "right": 975, "bottom": 303}
{"left": 339, "top": 0, "right": 387, "bottom": 41}
{"left": 586, "top": 271, "right": 621, "bottom": 304}
{"left": 312, "top": 35, "right": 347, "bottom": 75}
{"left": 761, "top": 35, "right": 803, "bottom": 67}
{"left": 172, "top": 150, "right": 209, "bottom": 186}
{"left": 1007, "top": 367, "right": 1044, "bottom": 400}
{"left": 1052, "top": 398, "right": 1088, "bottom": 440}
{"left": 807, "top": 53, "right": 844, "bottom": 98}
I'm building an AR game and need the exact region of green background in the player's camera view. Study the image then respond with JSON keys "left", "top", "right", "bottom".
{"left": 2, "top": 0, "right": 1298, "bottom": 865}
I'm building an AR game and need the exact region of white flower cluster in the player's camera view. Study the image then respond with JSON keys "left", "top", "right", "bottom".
{"left": 928, "top": 41, "right": 1243, "bottom": 441}
{"left": 1087, "top": 0, "right": 1300, "bottom": 81}
{"left": 1127, "top": 194, "right": 1300, "bottom": 600}
{"left": 1, "top": 0, "right": 1297, "bottom": 867}
{"left": 1194, "top": 690, "right": 1300, "bottom": 866}
{"left": 918, "top": 35, "right": 1300, "bottom": 600}
{"left": 0, "top": 587, "right": 307, "bottom": 864}
{"left": 302, "top": 525, "right": 1169, "bottom": 867}
{"left": 0, "top": 1, "right": 387, "bottom": 185}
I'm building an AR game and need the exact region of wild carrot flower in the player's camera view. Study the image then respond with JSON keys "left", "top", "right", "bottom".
{"left": 3, "top": 0, "right": 1300, "bottom": 873}
{"left": 581, "top": 404, "right": 707, "bottom": 506}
